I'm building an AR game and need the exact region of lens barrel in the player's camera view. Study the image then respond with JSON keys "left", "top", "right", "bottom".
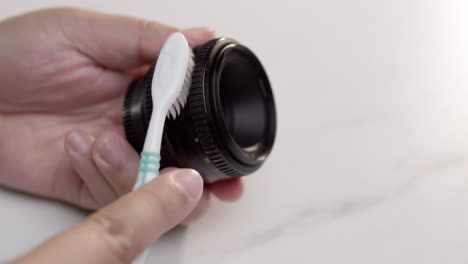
{"left": 123, "top": 38, "right": 276, "bottom": 183}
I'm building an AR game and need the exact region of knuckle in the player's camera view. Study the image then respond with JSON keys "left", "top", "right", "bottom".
{"left": 183, "top": 192, "right": 210, "bottom": 224}
{"left": 42, "top": 7, "right": 85, "bottom": 22}
{"left": 86, "top": 212, "right": 136, "bottom": 263}
{"left": 138, "top": 187, "right": 178, "bottom": 226}
{"left": 136, "top": 19, "right": 179, "bottom": 61}
{"left": 42, "top": 7, "right": 78, "bottom": 15}
{"left": 139, "top": 19, "right": 178, "bottom": 35}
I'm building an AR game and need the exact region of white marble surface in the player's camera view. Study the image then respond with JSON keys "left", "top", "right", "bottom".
{"left": 2, "top": 0, "right": 468, "bottom": 263}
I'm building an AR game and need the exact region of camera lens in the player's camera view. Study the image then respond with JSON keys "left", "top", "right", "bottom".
{"left": 123, "top": 38, "right": 276, "bottom": 183}
{"left": 219, "top": 48, "right": 268, "bottom": 149}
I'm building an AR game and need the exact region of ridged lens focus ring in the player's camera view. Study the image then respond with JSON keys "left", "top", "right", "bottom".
{"left": 123, "top": 38, "right": 276, "bottom": 183}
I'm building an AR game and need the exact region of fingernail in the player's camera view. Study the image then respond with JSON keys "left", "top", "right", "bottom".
{"left": 172, "top": 170, "right": 203, "bottom": 200}
{"left": 67, "top": 131, "right": 93, "bottom": 154}
{"left": 96, "top": 135, "right": 125, "bottom": 167}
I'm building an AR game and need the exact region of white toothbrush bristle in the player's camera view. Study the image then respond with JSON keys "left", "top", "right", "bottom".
{"left": 167, "top": 49, "right": 194, "bottom": 120}
{"left": 169, "top": 106, "right": 177, "bottom": 119}
{"left": 174, "top": 100, "right": 181, "bottom": 115}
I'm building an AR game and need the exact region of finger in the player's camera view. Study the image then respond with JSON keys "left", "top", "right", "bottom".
{"left": 183, "top": 27, "right": 217, "bottom": 47}
{"left": 92, "top": 131, "right": 140, "bottom": 195}
{"left": 65, "top": 130, "right": 117, "bottom": 208}
{"left": 161, "top": 169, "right": 244, "bottom": 202}
{"left": 159, "top": 168, "right": 211, "bottom": 224}
{"left": 54, "top": 8, "right": 216, "bottom": 70}
{"left": 207, "top": 178, "right": 244, "bottom": 202}
{"left": 15, "top": 169, "right": 203, "bottom": 264}
{"left": 182, "top": 191, "right": 211, "bottom": 225}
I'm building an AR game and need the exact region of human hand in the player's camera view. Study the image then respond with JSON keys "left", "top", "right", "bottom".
{"left": 0, "top": 8, "right": 243, "bottom": 213}
{"left": 10, "top": 168, "right": 205, "bottom": 264}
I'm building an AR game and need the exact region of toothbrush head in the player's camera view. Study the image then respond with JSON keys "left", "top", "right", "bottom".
{"left": 151, "top": 32, "right": 194, "bottom": 121}
{"left": 168, "top": 48, "right": 194, "bottom": 120}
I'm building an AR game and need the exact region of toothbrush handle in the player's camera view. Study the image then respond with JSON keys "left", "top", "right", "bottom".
{"left": 133, "top": 151, "right": 161, "bottom": 190}
{"left": 131, "top": 151, "right": 161, "bottom": 264}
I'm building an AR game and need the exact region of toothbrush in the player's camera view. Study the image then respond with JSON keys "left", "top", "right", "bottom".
{"left": 133, "top": 32, "right": 194, "bottom": 189}
{"left": 132, "top": 32, "right": 194, "bottom": 264}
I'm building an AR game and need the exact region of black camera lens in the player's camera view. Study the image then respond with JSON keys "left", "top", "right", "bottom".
{"left": 123, "top": 38, "right": 276, "bottom": 183}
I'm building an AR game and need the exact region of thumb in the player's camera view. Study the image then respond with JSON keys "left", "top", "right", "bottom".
{"left": 14, "top": 169, "right": 203, "bottom": 264}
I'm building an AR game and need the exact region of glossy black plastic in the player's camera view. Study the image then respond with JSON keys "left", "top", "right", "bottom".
{"left": 123, "top": 38, "right": 276, "bottom": 183}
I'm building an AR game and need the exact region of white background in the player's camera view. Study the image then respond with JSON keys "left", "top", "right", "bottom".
{"left": 1, "top": 1, "right": 468, "bottom": 263}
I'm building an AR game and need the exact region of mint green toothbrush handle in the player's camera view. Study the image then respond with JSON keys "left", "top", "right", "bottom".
{"left": 134, "top": 151, "right": 161, "bottom": 190}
